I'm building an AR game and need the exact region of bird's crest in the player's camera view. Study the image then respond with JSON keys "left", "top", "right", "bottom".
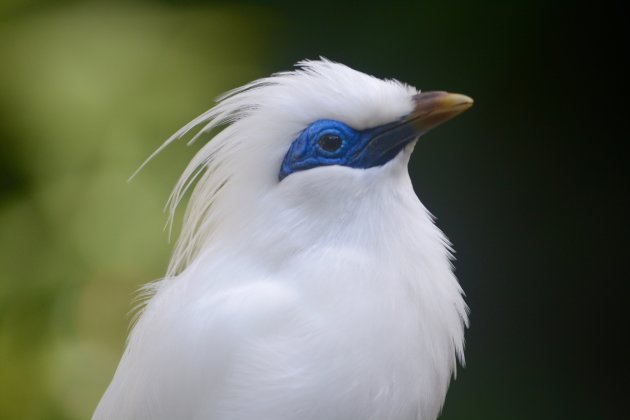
{"left": 137, "top": 58, "right": 417, "bottom": 277}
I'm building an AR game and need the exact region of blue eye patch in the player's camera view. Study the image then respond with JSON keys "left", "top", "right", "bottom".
{"left": 279, "top": 118, "right": 418, "bottom": 181}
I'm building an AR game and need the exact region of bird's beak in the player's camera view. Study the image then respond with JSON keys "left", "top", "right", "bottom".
{"left": 359, "top": 91, "right": 473, "bottom": 166}
{"left": 407, "top": 91, "right": 474, "bottom": 136}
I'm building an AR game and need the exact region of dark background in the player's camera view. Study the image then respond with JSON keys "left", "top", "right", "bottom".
{"left": 0, "top": 1, "right": 625, "bottom": 419}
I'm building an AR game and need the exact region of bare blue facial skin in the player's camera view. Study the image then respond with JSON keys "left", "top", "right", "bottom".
{"left": 279, "top": 117, "right": 419, "bottom": 181}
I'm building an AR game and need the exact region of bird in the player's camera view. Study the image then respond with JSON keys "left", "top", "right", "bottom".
{"left": 93, "top": 59, "right": 472, "bottom": 420}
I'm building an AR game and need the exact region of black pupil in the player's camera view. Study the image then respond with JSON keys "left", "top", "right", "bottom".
{"left": 318, "top": 134, "right": 342, "bottom": 152}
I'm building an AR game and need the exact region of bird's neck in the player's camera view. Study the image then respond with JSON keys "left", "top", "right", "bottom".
{"left": 206, "top": 165, "right": 426, "bottom": 270}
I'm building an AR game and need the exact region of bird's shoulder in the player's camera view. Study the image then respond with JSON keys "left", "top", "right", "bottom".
{"left": 145, "top": 266, "right": 316, "bottom": 347}
{"left": 94, "top": 277, "right": 310, "bottom": 420}
{"left": 191, "top": 278, "right": 307, "bottom": 335}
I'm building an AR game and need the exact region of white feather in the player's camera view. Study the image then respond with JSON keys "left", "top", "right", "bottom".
{"left": 94, "top": 59, "right": 468, "bottom": 420}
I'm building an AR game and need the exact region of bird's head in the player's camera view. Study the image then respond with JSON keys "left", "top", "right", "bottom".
{"left": 150, "top": 59, "right": 472, "bottom": 274}
{"left": 278, "top": 90, "right": 472, "bottom": 181}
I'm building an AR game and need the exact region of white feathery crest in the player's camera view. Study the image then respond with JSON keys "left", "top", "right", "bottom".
{"left": 136, "top": 75, "right": 271, "bottom": 277}
{"left": 141, "top": 58, "right": 417, "bottom": 277}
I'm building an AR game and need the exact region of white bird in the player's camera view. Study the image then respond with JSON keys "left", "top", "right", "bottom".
{"left": 94, "top": 59, "right": 472, "bottom": 420}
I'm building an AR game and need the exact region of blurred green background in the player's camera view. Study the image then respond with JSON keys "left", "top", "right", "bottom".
{"left": 0, "top": 0, "right": 624, "bottom": 419}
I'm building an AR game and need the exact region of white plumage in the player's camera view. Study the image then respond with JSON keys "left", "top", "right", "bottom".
{"left": 94, "top": 59, "right": 470, "bottom": 420}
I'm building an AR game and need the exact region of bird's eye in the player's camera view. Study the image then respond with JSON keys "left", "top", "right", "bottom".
{"left": 317, "top": 134, "right": 343, "bottom": 153}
